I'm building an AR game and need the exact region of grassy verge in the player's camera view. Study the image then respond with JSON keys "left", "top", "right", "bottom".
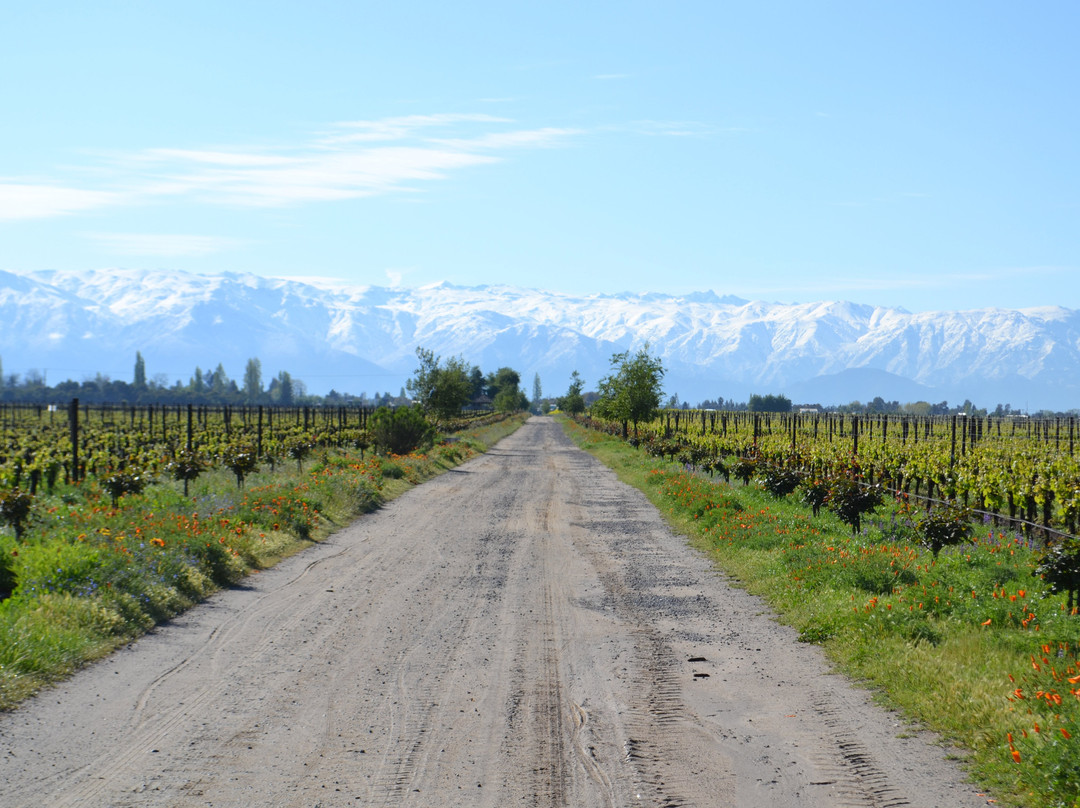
{"left": 560, "top": 416, "right": 1080, "bottom": 808}
{"left": 0, "top": 413, "right": 528, "bottom": 710}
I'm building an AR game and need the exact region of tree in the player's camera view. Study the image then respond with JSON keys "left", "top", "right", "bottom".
{"left": 748, "top": 393, "right": 791, "bottom": 413}
{"left": 532, "top": 373, "right": 543, "bottom": 414}
{"left": 483, "top": 367, "right": 526, "bottom": 412}
{"left": 593, "top": 345, "right": 665, "bottom": 438}
{"left": 243, "top": 358, "right": 263, "bottom": 403}
{"left": 274, "top": 371, "right": 294, "bottom": 406}
{"left": 468, "top": 366, "right": 485, "bottom": 398}
{"left": 560, "top": 371, "right": 585, "bottom": 414}
{"left": 133, "top": 352, "right": 147, "bottom": 391}
{"left": 406, "top": 347, "right": 472, "bottom": 426}
{"left": 210, "top": 363, "right": 230, "bottom": 397}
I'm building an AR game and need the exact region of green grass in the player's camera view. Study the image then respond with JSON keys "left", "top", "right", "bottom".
{"left": 560, "top": 415, "right": 1080, "bottom": 808}
{"left": 0, "top": 413, "right": 528, "bottom": 710}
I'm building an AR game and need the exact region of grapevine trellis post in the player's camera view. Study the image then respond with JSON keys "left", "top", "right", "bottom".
{"left": 68, "top": 397, "right": 80, "bottom": 482}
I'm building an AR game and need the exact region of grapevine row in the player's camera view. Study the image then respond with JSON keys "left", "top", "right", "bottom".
{"left": 583, "top": 409, "right": 1080, "bottom": 541}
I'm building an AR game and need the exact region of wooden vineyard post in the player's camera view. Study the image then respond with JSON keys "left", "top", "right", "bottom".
{"left": 68, "top": 397, "right": 80, "bottom": 482}
{"left": 187, "top": 404, "right": 194, "bottom": 452}
{"left": 950, "top": 416, "right": 957, "bottom": 470}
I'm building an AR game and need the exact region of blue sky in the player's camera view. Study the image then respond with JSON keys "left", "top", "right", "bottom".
{"left": 2, "top": 1, "right": 1077, "bottom": 312}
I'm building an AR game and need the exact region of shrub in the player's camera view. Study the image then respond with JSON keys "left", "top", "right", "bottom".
{"left": 1034, "top": 536, "right": 1080, "bottom": 614}
{"left": 826, "top": 473, "right": 883, "bottom": 535}
{"left": 0, "top": 548, "right": 15, "bottom": 601}
{"left": 370, "top": 406, "right": 435, "bottom": 456}
{"left": 917, "top": 501, "right": 974, "bottom": 558}
{"left": 0, "top": 488, "right": 34, "bottom": 539}
{"left": 102, "top": 470, "right": 149, "bottom": 507}
{"left": 221, "top": 445, "right": 259, "bottom": 489}
{"left": 166, "top": 449, "right": 208, "bottom": 497}
{"left": 730, "top": 456, "right": 758, "bottom": 486}
{"left": 758, "top": 464, "right": 802, "bottom": 499}
{"left": 799, "top": 477, "right": 830, "bottom": 517}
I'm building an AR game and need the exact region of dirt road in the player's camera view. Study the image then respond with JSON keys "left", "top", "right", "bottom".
{"left": 1, "top": 416, "right": 990, "bottom": 807}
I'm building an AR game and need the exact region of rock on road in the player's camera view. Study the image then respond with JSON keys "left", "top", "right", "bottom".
{"left": 0, "top": 416, "right": 990, "bottom": 807}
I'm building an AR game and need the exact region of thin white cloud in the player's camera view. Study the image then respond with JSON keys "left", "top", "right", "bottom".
{"left": 138, "top": 149, "right": 296, "bottom": 167}
{"left": 13, "top": 114, "right": 576, "bottom": 216}
{"left": 85, "top": 232, "right": 247, "bottom": 257}
{"left": 630, "top": 120, "right": 750, "bottom": 137}
{"left": 319, "top": 114, "right": 511, "bottom": 145}
{"left": 0, "top": 182, "right": 122, "bottom": 220}
{"left": 428, "top": 128, "right": 580, "bottom": 151}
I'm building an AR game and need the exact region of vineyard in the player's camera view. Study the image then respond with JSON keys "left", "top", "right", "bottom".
{"left": 0, "top": 399, "right": 385, "bottom": 490}
{"left": 583, "top": 408, "right": 1080, "bottom": 543}
{"left": 0, "top": 398, "right": 517, "bottom": 708}
{"left": 564, "top": 413, "right": 1080, "bottom": 806}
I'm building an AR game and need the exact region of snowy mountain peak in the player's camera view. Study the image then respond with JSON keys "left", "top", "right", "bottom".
{"left": 2, "top": 269, "right": 1078, "bottom": 410}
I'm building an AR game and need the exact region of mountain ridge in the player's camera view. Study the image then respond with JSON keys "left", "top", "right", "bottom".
{"left": 2, "top": 268, "right": 1078, "bottom": 410}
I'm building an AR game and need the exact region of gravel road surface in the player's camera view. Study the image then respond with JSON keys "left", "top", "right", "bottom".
{"left": 0, "top": 416, "right": 991, "bottom": 807}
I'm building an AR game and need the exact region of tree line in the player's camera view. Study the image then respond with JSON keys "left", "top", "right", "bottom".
{"left": 0, "top": 351, "right": 532, "bottom": 411}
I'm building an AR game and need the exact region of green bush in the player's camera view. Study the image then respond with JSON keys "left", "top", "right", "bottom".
{"left": 0, "top": 488, "right": 34, "bottom": 539}
{"left": 371, "top": 406, "right": 435, "bottom": 456}
{"left": 917, "top": 501, "right": 974, "bottom": 558}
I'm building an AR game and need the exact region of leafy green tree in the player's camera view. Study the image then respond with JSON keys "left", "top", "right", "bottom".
{"left": 559, "top": 371, "right": 585, "bottom": 414}
{"left": 486, "top": 367, "right": 526, "bottom": 412}
{"left": 468, "top": 366, "right": 485, "bottom": 398}
{"left": 210, "top": 363, "right": 230, "bottom": 397}
{"left": 243, "top": 358, "right": 263, "bottom": 403}
{"left": 406, "top": 347, "right": 472, "bottom": 426}
{"left": 189, "top": 366, "right": 205, "bottom": 394}
{"left": 133, "top": 352, "right": 147, "bottom": 391}
{"left": 532, "top": 373, "right": 543, "bottom": 414}
{"left": 748, "top": 393, "right": 791, "bottom": 413}
{"left": 273, "top": 371, "right": 294, "bottom": 406}
{"left": 593, "top": 345, "right": 665, "bottom": 438}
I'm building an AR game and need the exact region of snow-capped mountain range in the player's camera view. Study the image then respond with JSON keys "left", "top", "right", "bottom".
{"left": 2, "top": 267, "right": 1078, "bottom": 411}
